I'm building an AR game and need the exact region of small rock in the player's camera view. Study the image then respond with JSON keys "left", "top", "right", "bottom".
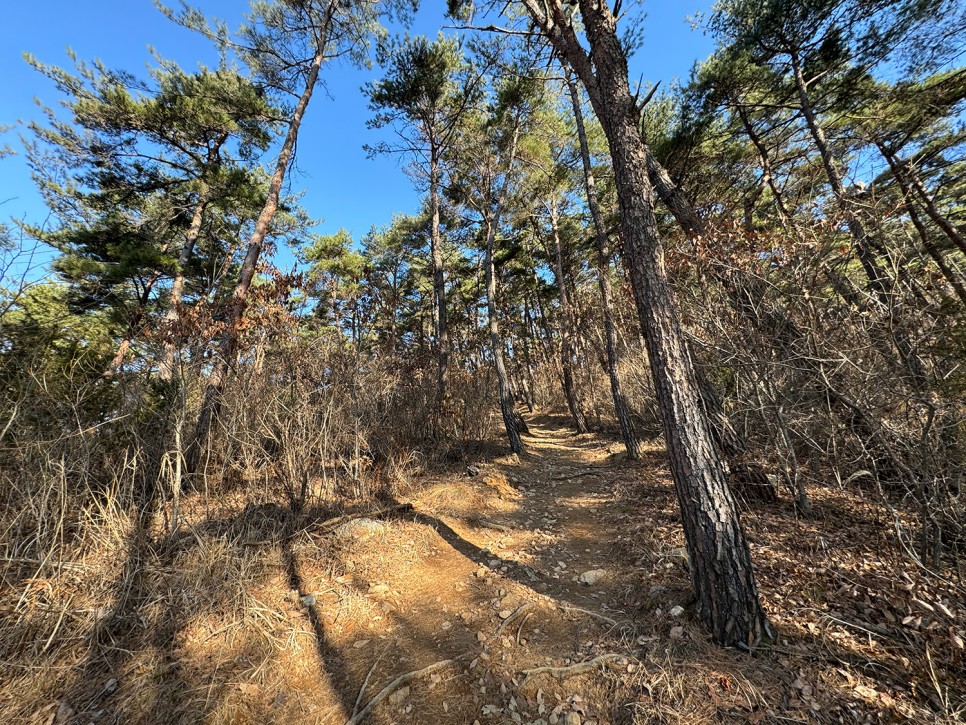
{"left": 388, "top": 685, "right": 410, "bottom": 705}
{"left": 669, "top": 605, "right": 685, "bottom": 618}
{"left": 368, "top": 583, "right": 391, "bottom": 597}
{"left": 334, "top": 518, "right": 386, "bottom": 541}
{"left": 668, "top": 547, "right": 690, "bottom": 567}
{"left": 54, "top": 702, "right": 74, "bottom": 724}
{"left": 669, "top": 626, "right": 685, "bottom": 639}
{"left": 648, "top": 584, "right": 667, "bottom": 597}
{"left": 300, "top": 594, "right": 316, "bottom": 607}
{"left": 467, "top": 465, "right": 481, "bottom": 477}
{"left": 499, "top": 609, "right": 513, "bottom": 619}
{"left": 562, "top": 713, "right": 582, "bottom": 725}
{"left": 578, "top": 569, "right": 606, "bottom": 586}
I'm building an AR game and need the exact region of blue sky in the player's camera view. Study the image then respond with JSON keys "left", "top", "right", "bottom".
{"left": 0, "top": 0, "right": 715, "bottom": 271}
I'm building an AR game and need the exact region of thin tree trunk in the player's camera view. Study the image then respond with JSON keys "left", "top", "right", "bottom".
{"left": 736, "top": 106, "right": 791, "bottom": 224}
{"left": 566, "top": 69, "right": 640, "bottom": 458}
{"left": 159, "top": 188, "right": 211, "bottom": 382}
{"left": 879, "top": 145, "right": 966, "bottom": 305}
{"left": 484, "top": 123, "right": 525, "bottom": 454}
{"left": 103, "top": 271, "right": 162, "bottom": 377}
{"left": 486, "top": 219, "right": 524, "bottom": 454}
{"left": 900, "top": 155, "right": 966, "bottom": 258}
{"left": 429, "top": 149, "right": 450, "bottom": 430}
{"left": 187, "top": 20, "right": 330, "bottom": 474}
{"left": 790, "top": 51, "right": 926, "bottom": 388}
{"left": 790, "top": 52, "right": 897, "bottom": 303}
{"left": 548, "top": 196, "right": 589, "bottom": 433}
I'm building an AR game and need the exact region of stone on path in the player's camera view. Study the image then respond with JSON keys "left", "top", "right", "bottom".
{"left": 578, "top": 569, "right": 606, "bottom": 585}
{"left": 334, "top": 518, "right": 386, "bottom": 541}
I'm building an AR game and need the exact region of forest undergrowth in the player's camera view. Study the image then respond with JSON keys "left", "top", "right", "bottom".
{"left": 1, "top": 410, "right": 963, "bottom": 724}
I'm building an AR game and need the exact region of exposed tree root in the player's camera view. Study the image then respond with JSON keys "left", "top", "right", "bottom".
{"left": 496, "top": 602, "right": 535, "bottom": 635}
{"left": 345, "top": 659, "right": 455, "bottom": 725}
{"left": 521, "top": 653, "right": 630, "bottom": 684}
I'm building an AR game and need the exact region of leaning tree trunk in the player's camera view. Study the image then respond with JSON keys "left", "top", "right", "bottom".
{"left": 878, "top": 144, "right": 966, "bottom": 306}
{"left": 523, "top": 0, "right": 772, "bottom": 646}
{"left": 548, "top": 196, "right": 589, "bottom": 434}
{"left": 643, "top": 150, "right": 776, "bottom": 502}
{"left": 481, "top": 122, "right": 525, "bottom": 454}
{"left": 565, "top": 69, "right": 640, "bottom": 458}
{"left": 187, "top": 33, "right": 328, "bottom": 474}
{"left": 791, "top": 51, "right": 927, "bottom": 389}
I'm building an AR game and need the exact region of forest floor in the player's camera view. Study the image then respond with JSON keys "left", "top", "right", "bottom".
{"left": 4, "top": 414, "right": 966, "bottom": 724}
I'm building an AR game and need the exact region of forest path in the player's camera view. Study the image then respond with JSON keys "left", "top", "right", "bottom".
{"left": 292, "top": 415, "right": 676, "bottom": 724}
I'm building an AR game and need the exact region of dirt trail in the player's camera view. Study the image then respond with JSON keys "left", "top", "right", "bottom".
{"left": 290, "top": 415, "right": 671, "bottom": 725}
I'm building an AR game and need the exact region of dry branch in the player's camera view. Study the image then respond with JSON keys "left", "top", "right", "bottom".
{"left": 558, "top": 604, "right": 621, "bottom": 628}
{"left": 496, "top": 602, "right": 535, "bottom": 635}
{"left": 521, "top": 653, "right": 630, "bottom": 684}
{"left": 345, "top": 659, "right": 454, "bottom": 725}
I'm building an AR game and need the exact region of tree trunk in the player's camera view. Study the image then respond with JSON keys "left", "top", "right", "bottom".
{"left": 893, "top": 153, "right": 966, "bottom": 259}
{"left": 790, "top": 51, "right": 927, "bottom": 389}
{"left": 187, "top": 29, "right": 329, "bottom": 474}
{"left": 525, "top": 0, "right": 771, "bottom": 646}
{"left": 486, "top": 219, "right": 524, "bottom": 454}
{"left": 548, "top": 196, "right": 589, "bottom": 433}
{"left": 644, "top": 150, "right": 776, "bottom": 500}
{"left": 878, "top": 145, "right": 966, "bottom": 305}
{"left": 159, "top": 187, "right": 211, "bottom": 382}
{"left": 429, "top": 149, "right": 450, "bottom": 430}
{"left": 565, "top": 69, "right": 640, "bottom": 458}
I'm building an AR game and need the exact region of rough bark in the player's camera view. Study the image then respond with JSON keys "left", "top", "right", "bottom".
{"left": 644, "top": 150, "right": 776, "bottom": 501}
{"left": 565, "top": 69, "right": 640, "bottom": 458}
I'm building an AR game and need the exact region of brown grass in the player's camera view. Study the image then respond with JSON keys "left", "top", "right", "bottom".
{"left": 1, "top": 413, "right": 964, "bottom": 724}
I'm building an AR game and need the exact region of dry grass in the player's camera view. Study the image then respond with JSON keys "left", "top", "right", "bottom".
{"left": 1, "top": 410, "right": 964, "bottom": 724}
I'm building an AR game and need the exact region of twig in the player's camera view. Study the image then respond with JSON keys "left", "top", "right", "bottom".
{"left": 496, "top": 603, "right": 534, "bottom": 635}
{"left": 476, "top": 518, "right": 513, "bottom": 532}
{"left": 345, "top": 659, "right": 454, "bottom": 725}
{"left": 516, "top": 612, "right": 532, "bottom": 644}
{"left": 351, "top": 649, "right": 387, "bottom": 718}
{"left": 521, "top": 653, "right": 629, "bottom": 684}
{"left": 558, "top": 604, "right": 620, "bottom": 628}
